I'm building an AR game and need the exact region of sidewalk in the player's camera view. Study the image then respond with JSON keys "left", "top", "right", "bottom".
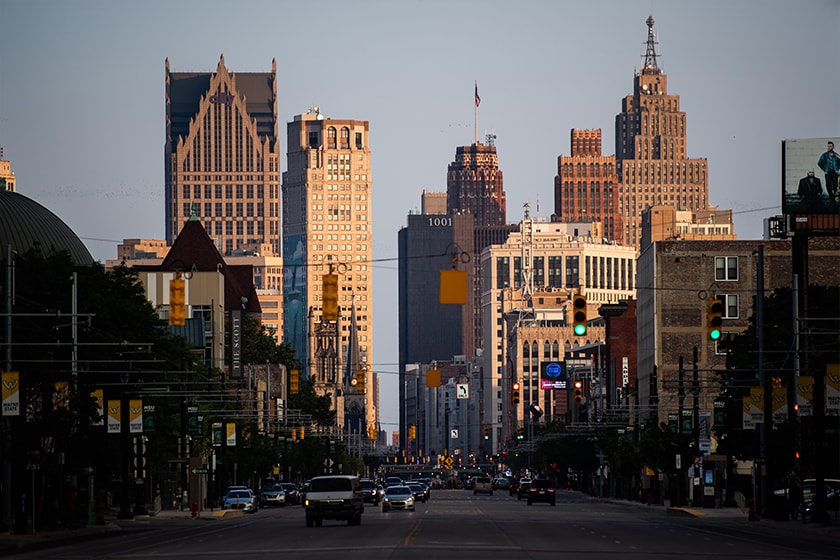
{"left": 0, "top": 507, "right": 241, "bottom": 557}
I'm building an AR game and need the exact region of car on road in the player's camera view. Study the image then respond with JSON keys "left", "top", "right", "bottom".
{"left": 527, "top": 479, "right": 556, "bottom": 506}
{"left": 493, "top": 477, "right": 511, "bottom": 491}
{"left": 382, "top": 485, "right": 415, "bottom": 512}
{"left": 279, "top": 482, "right": 301, "bottom": 505}
{"left": 223, "top": 488, "right": 258, "bottom": 512}
{"left": 360, "top": 478, "right": 380, "bottom": 505}
{"left": 473, "top": 476, "right": 493, "bottom": 495}
{"left": 259, "top": 483, "right": 286, "bottom": 507}
{"left": 408, "top": 482, "right": 428, "bottom": 503}
{"left": 304, "top": 475, "right": 364, "bottom": 527}
{"left": 385, "top": 476, "right": 403, "bottom": 488}
{"left": 517, "top": 479, "right": 532, "bottom": 500}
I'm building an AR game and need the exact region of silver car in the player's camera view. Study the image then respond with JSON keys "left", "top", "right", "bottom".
{"left": 259, "top": 483, "right": 286, "bottom": 507}
{"left": 224, "top": 488, "right": 258, "bottom": 512}
{"left": 382, "top": 485, "right": 415, "bottom": 512}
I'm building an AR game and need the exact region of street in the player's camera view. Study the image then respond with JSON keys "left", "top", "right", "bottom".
{"left": 6, "top": 489, "right": 840, "bottom": 559}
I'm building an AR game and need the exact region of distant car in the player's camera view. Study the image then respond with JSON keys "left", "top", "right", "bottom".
{"left": 224, "top": 488, "right": 258, "bottom": 512}
{"left": 473, "top": 476, "right": 493, "bottom": 495}
{"left": 407, "top": 482, "right": 427, "bottom": 503}
{"left": 382, "top": 485, "right": 415, "bottom": 512}
{"left": 517, "top": 479, "right": 532, "bottom": 500}
{"left": 385, "top": 476, "right": 403, "bottom": 488}
{"left": 493, "top": 477, "right": 510, "bottom": 490}
{"left": 259, "top": 483, "right": 286, "bottom": 507}
{"left": 304, "top": 475, "right": 364, "bottom": 527}
{"left": 279, "top": 482, "right": 301, "bottom": 505}
{"left": 527, "top": 479, "right": 556, "bottom": 506}
{"left": 360, "top": 478, "right": 380, "bottom": 505}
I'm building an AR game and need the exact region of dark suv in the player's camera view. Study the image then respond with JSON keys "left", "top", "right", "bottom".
{"left": 527, "top": 479, "right": 556, "bottom": 506}
{"left": 360, "top": 478, "right": 380, "bottom": 505}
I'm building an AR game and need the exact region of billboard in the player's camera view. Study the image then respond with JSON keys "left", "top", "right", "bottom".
{"left": 540, "top": 361, "right": 567, "bottom": 390}
{"left": 782, "top": 137, "right": 840, "bottom": 215}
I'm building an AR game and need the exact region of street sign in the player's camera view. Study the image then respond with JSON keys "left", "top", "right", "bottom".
{"left": 450, "top": 428, "right": 458, "bottom": 439}
{"left": 456, "top": 384, "right": 469, "bottom": 399}
{"left": 190, "top": 468, "right": 208, "bottom": 475}
{"left": 324, "top": 457, "right": 334, "bottom": 468}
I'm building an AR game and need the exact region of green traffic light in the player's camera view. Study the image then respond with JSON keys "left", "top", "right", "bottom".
{"left": 574, "top": 324, "right": 587, "bottom": 336}
{"left": 709, "top": 328, "right": 721, "bottom": 341}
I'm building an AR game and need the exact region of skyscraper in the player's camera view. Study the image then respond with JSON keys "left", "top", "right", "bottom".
{"left": 282, "top": 108, "right": 375, "bottom": 430}
{"left": 165, "top": 55, "right": 281, "bottom": 257}
{"left": 447, "top": 139, "right": 506, "bottom": 227}
{"left": 552, "top": 129, "right": 622, "bottom": 243}
{"left": 615, "top": 17, "right": 709, "bottom": 250}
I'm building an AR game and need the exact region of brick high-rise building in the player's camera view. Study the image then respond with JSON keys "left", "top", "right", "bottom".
{"left": 447, "top": 139, "right": 506, "bottom": 227}
{"left": 615, "top": 17, "right": 709, "bottom": 250}
{"left": 282, "top": 108, "right": 375, "bottom": 432}
{"left": 552, "top": 129, "right": 621, "bottom": 243}
{"left": 165, "top": 55, "right": 281, "bottom": 257}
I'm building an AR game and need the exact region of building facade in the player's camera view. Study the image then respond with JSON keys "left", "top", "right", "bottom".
{"left": 447, "top": 140, "right": 506, "bottom": 228}
{"left": 615, "top": 17, "right": 709, "bottom": 250}
{"left": 282, "top": 108, "right": 375, "bottom": 433}
{"left": 0, "top": 151, "right": 16, "bottom": 192}
{"left": 640, "top": 206, "right": 736, "bottom": 251}
{"left": 636, "top": 236, "right": 840, "bottom": 428}
{"left": 553, "top": 129, "right": 621, "bottom": 243}
{"left": 165, "top": 55, "right": 281, "bottom": 257}
{"left": 480, "top": 213, "right": 637, "bottom": 452}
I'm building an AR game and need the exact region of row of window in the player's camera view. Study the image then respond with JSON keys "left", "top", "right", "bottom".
{"left": 180, "top": 184, "right": 275, "bottom": 199}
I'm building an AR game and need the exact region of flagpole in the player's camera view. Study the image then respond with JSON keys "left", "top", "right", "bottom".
{"left": 474, "top": 81, "right": 479, "bottom": 145}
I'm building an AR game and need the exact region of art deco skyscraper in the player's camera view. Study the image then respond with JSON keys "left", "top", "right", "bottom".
{"left": 283, "top": 108, "right": 375, "bottom": 431}
{"left": 615, "top": 17, "right": 709, "bottom": 250}
{"left": 165, "top": 55, "right": 281, "bottom": 256}
{"left": 447, "top": 138, "right": 506, "bottom": 227}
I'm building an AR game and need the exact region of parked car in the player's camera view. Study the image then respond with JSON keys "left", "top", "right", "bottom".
{"left": 382, "top": 485, "right": 415, "bottom": 512}
{"left": 259, "top": 483, "right": 286, "bottom": 507}
{"left": 527, "top": 479, "right": 556, "bottom": 506}
{"left": 223, "top": 488, "right": 258, "bottom": 512}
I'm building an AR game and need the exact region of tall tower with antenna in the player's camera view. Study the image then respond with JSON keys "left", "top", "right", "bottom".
{"left": 614, "top": 16, "right": 710, "bottom": 250}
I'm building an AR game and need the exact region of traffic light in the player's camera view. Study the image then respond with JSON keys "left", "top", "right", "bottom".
{"left": 289, "top": 369, "right": 299, "bottom": 395}
{"left": 512, "top": 382, "right": 521, "bottom": 405}
{"left": 572, "top": 294, "right": 587, "bottom": 336}
{"left": 323, "top": 271, "right": 338, "bottom": 321}
{"left": 408, "top": 424, "right": 417, "bottom": 440}
{"left": 706, "top": 295, "right": 724, "bottom": 341}
{"left": 483, "top": 425, "right": 489, "bottom": 440}
{"left": 573, "top": 378, "right": 583, "bottom": 403}
{"left": 516, "top": 427, "right": 524, "bottom": 440}
{"left": 169, "top": 275, "right": 186, "bottom": 326}
{"left": 355, "top": 368, "right": 366, "bottom": 394}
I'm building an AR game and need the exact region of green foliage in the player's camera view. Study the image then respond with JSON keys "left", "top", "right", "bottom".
{"left": 288, "top": 376, "right": 336, "bottom": 427}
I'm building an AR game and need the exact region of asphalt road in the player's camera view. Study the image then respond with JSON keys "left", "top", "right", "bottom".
{"left": 8, "top": 489, "right": 840, "bottom": 559}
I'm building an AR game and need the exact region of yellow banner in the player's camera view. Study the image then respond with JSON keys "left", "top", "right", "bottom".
{"left": 797, "top": 375, "right": 813, "bottom": 417}
{"left": 226, "top": 423, "right": 236, "bottom": 447}
{"left": 107, "top": 400, "right": 121, "bottom": 433}
{"left": 2, "top": 371, "right": 20, "bottom": 417}
{"left": 53, "top": 382, "right": 70, "bottom": 409}
{"left": 772, "top": 387, "right": 787, "bottom": 423}
{"left": 91, "top": 389, "right": 104, "bottom": 425}
{"left": 129, "top": 399, "right": 143, "bottom": 433}
{"left": 826, "top": 364, "right": 840, "bottom": 415}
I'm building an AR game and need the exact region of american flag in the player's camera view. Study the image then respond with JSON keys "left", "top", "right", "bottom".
{"left": 475, "top": 82, "right": 480, "bottom": 108}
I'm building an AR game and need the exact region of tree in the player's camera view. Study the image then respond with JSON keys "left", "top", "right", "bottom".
{"left": 288, "top": 376, "right": 336, "bottom": 427}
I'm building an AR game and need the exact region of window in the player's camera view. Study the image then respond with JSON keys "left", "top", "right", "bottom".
{"left": 722, "top": 294, "right": 739, "bottom": 319}
{"left": 715, "top": 256, "right": 738, "bottom": 281}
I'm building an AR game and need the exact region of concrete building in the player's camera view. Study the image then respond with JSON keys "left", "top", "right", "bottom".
{"left": 553, "top": 129, "right": 621, "bottom": 243}
{"left": 615, "top": 17, "right": 710, "bottom": 250}
{"left": 640, "top": 206, "right": 736, "bottom": 251}
{"left": 480, "top": 211, "right": 637, "bottom": 452}
{"left": 165, "top": 55, "right": 281, "bottom": 257}
{"left": 636, "top": 236, "right": 840, "bottom": 428}
{"left": 282, "top": 107, "right": 376, "bottom": 435}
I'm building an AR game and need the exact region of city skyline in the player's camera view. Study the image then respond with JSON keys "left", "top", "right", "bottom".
{"left": 1, "top": 0, "right": 837, "bottom": 436}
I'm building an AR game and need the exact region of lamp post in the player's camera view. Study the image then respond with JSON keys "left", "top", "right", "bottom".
{"left": 117, "top": 372, "right": 133, "bottom": 519}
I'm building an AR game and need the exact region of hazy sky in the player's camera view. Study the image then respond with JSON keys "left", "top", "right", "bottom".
{"left": 1, "top": 0, "right": 837, "bottom": 436}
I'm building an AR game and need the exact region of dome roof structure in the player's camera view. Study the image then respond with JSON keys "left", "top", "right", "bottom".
{"left": 0, "top": 188, "right": 94, "bottom": 265}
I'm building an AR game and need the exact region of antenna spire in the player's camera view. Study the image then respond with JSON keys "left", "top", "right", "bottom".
{"left": 642, "top": 15, "right": 660, "bottom": 73}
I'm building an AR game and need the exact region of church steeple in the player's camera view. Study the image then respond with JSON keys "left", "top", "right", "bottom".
{"left": 642, "top": 15, "right": 660, "bottom": 74}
